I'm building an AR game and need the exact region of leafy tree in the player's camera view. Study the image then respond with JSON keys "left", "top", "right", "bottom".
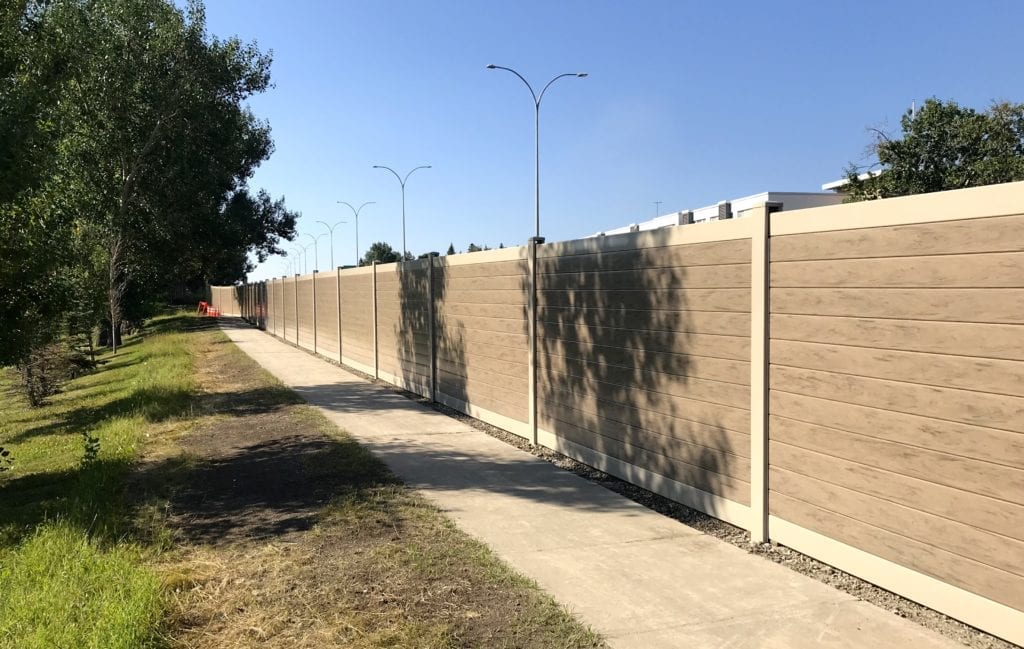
{"left": 0, "top": 0, "right": 295, "bottom": 393}
{"left": 360, "top": 242, "right": 401, "bottom": 265}
{"left": 446, "top": 242, "right": 456, "bottom": 255}
{"left": 845, "top": 98, "right": 1024, "bottom": 201}
{"left": 467, "top": 243, "right": 482, "bottom": 253}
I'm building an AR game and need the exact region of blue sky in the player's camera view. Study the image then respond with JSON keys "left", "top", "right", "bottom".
{"left": 198, "top": 0, "right": 1024, "bottom": 280}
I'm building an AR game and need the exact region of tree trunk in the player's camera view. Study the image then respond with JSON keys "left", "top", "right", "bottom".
{"left": 107, "top": 232, "right": 127, "bottom": 353}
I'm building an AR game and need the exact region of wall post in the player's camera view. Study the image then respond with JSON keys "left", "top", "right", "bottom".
{"left": 527, "top": 236, "right": 544, "bottom": 446}
{"left": 427, "top": 254, "right": 437, "bottom": 401}
{"left": 372, "top": 261, "right": 379, "bottom": 379}
{"left": 311, "top": 270, "right": 318, "bottom": 355}
{"left": 293, "top": 273, "right": 299, "bottom": 346}
{"left": 336, "top": 266, "right": 343, "bottom": 363}
{"left": 749, "top": 203, "right": 776, "bottom": 543}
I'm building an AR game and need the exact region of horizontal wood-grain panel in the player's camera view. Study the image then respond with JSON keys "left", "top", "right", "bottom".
{"left": 770, "top": 441, "right": 1024, "bottom": 541}
{"left": 435, "top": 327, "right": 526, "bottom": 350}
{"left": 769, "top": 390, "right": 1024, "bottom": 470}
{"left": 770, "top": 491, "right": 1024, "bottom": 611}
{"left": 437, "top": 379, "right": 527, "bottom": 422}
{"left": 437, "top": 339, "right": 528, "bottom": 367}
{"left": 376, "top": 331, "right": 430, "bottom": 354}
{"left": 437, "top": 355, "right": 525, "bottom": 383}
{"left": 770, "top": 415, "right": 1024, "bottom": 503}
{"left": 771, "top": 467, "right": 1024, "bottom": 579}
{"left": 436, "top": 302, "right": 527, "bottom": 320}
{"left": 435, "top": 259, "right": 528, "bottom": 279}
{"left": 770, "top": 214, "right": 1024, "bottom": 261}
{"left": 540, "top": 306, "right": 750, "bottom": 337}
{"left": 539, "top": 264, "right": 751, "bottom": 290}
{"left": 542, "top": 411, "right": 750, "bottom": 503}
{"left": 538, "top": 239, "right": 752, "bottom": 273}
{"left": 770, "top": 365, "right": 1024, "bottom": 433}
{"left": 426, "top": 273, "right": 524, "bottom": 291}
{"left": 771, "top": 288, "right": 1024, "bottom": 323}
{"left": 541, "top": 345, "right": 748, "bottom": 385}
{"left": 771, "top": 252, "right": 1024, "bottom": 288}
{"left": 771, "top": 339, "right": 1024, "bottom": 397}
{"left": 539, "top": 379, "right": 750, "bottom": 434}
{"left": 539, "top": 358, "right": 750, "bottom": 410}
{"left": 540, "top": 405, "right": 750, "bottom": 478}
{"left": 541, "top": 394, "right": 750, "bottom": 457}
{"left": 539, "top": 288, "right": 750, "bottom": 313}
{"left": 770, "top": 314, "right": 1024, "bottom": 361}
{"left": 433, "top": 288, "right": 528, "bottom": 306}
{"left": 439, "top": 356, "right": 528, "bottom": 391}
{"left": 433, "top": 315, "right": 526, "bottom": 336}
{"left": 541, "top": 324, "right": 750, "bottom": 361}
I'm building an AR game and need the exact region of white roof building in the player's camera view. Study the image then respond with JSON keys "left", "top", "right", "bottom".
{"left": 590, "top": 190, "right": 845, "bottom": 237}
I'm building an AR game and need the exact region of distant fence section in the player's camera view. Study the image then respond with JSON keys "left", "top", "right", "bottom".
{"left": 209, "top": 181, "right": 1024, "bottom": 646}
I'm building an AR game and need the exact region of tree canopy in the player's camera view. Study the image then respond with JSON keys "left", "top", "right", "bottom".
{"left": 0, "top": 0, "right": 294, "bottom": 366}
{"left": 844, "top": 98, "right": 1024, "bottom": 201}
{"left": 360, "top": 242, "right": 402, "bottom": 266}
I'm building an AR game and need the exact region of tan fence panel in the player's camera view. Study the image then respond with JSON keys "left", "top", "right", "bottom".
{"left": 434, "top": 249, "right": 530, "bottom": 432}
{"left": 267, "top": 279, "right": 279, "bottom": 336}
{"left": 209, "top": 286, "right": 241, "bottom": 316}
{"left": 283, "top": 277, "right": 297, "bottom": 344}
{"left": 295, "top": 274, "right": 315, "bottom": 351}
{"left": 767, "top": 191, "right": 1024, "bottom": 637}
{"left": 536, "top": 228, "right": 753, "bottom": 526}
{"left": 314, "top": 272, "right": 339, "bottom": 360}
{"left": 375, "top": 260, "right": 432, "bottom": 397}
{"left": 339, "top": 267, "right": 374, "bottom": 374}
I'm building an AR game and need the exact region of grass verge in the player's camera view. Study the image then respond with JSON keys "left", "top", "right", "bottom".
{"left": 0, "top": 312, "right": 198, "bottom": 649}
{"left": 0, "top": 314, "right": 603, "bottom": 648}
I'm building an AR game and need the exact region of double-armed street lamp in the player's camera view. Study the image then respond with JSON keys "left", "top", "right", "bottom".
{"left": 290, "top": 246, "right": 305, "bottom": 274}
{"left": 372, "top": 165, "right": 431, "bottom": 260}
{"left": 304, "top": 233, "right": 328, "bottom": 272}
{"left": 337, "top": 201, "right": 375, "bottom": 266}
{"left": 302, "top": 242, "right": 316, "bottom": 273}
{"left": 316, "top": 220, "right": 347, "bottom": 269}
{"left": 486, "top": 64, "right": 588, "bottom": 239}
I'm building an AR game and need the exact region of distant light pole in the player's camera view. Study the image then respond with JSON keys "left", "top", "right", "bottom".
{"left": 654, "top": 201, "right": 662, "bottom": 217}
{"left": 337, "top": 201, "right": 375, "bottom": 266}
{"left": 372, "top": 165, "right": 431, "bottom": 260}
{"left": 486, "top": 64, "right": 588, "bottom": 239}
{"left": 290, "top": 246, "right": 305, "bottom": 274}
{"left": 316, "top": 220, "right": 346, "bottom": 269}
{"left": 302, "top": 242, "right": 317, "bottom": 273}
{"left": 304, "top": 233, "right": 327, "bottom": 272}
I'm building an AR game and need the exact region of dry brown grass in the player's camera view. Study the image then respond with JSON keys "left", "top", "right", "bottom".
{"left": 146, "top": 325, "right": 603, "bottom": 649}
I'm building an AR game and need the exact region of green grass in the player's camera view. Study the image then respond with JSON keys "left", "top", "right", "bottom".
{"left": 0, "top": 312, "right": 199, "bottom": 649}
{"left": 0, "top": 525, "right": 162, "bottom": 649}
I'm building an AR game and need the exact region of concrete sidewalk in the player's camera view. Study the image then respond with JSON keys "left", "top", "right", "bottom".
{"left": 220, "top": 322, "right": 960, "bottom": 649}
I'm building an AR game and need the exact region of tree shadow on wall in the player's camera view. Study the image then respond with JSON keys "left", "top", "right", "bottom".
{"left": 532, "top": 234, "right": 751, "bottom": 513}
{"left": 394, "top": 258, "right": 443, "bottom": 399}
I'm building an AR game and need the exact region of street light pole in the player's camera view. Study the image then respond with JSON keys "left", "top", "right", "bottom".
{"left": 316, "top": 220, "right": 347, "bottom": 269}
{"left": 337, "top": 201, "right": 375, "bottom": 266}
{"left": 372, "top": 165, "right": 431, "bottom": 260}
{"left": 303, "top": 233, "right": 327, "bottom": 272}
{"left": 291, "top": 247, "right": 305, "bottom": 274}
{"left": 303, "top": 242, "right": 316, "bottom": 272}
{"left": 486, "top": 64, "right": 588, "bottom": 239}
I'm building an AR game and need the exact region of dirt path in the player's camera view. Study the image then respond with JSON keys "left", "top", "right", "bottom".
{"left": 146, "top": 325, "right": 601, "bottom": 649}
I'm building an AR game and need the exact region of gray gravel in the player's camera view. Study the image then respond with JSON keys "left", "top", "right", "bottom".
{"left": 300, "top": 347, "right": 1016, "bottom": 649}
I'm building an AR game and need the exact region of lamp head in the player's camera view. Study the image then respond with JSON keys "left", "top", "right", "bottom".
{"left": 576, "top": 73, "right": 588, "bottom": 78}
{"left": 486, "top": 64, "right": 497, "bottom": 69}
